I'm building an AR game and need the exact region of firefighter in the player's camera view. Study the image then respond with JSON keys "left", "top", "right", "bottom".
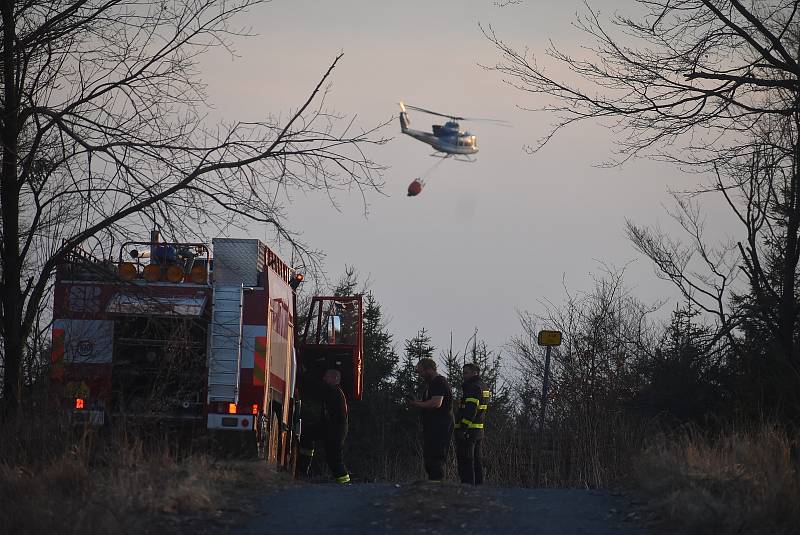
{"left": 407, "top": 358, "right": 454, "bottom": 481}
{"left": 297, "top": 369, "right": 351, "bottom": 484}
{"left": 455, "top": 362, "right": 490, "bottom": 485}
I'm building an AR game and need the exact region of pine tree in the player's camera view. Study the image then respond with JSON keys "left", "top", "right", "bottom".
{"left": 345, "top": 288, "right": 402, "bottom": 480}
{"left": 395, "top": 328, "right": 434, "bottom": 399}
{"left": 331, "top": 265, "right": 361, "bottom": 297}
{"left": 638, "top": 303, "right": 723, "bottom": 422}
{"left": 442, "top": 333, "right": 463, "bottom": 396}
{"left": 468, "top": 339, "right": 501, "bottom": 395}
{"left": 363, "top": 293, "right": 398, "bottom": 395}
{"left": 405, "top": 327, "right": 435, "bottom": 360}
{"left": 461, "top": 331, "right": 512, "bottom": 418}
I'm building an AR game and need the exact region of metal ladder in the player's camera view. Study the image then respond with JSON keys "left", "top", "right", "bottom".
{"left": 207, "top": 284, "right": 243, "bottom": 403}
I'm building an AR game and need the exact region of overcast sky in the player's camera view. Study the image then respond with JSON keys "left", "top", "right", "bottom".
{"left": 199, "top": 0, "right": 739, "bottom": 357}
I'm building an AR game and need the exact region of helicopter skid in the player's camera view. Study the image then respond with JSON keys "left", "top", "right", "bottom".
{"left": 430, "top": 152, "right": 476, "bottom": 162}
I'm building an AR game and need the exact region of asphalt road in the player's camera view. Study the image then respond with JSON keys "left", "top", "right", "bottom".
{"left": 237, "top": 481, "right": 653, "bottom": 535}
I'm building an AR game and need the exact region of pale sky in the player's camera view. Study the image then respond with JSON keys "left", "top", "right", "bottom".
{"left": 199, "top": 0, "right": 739, "bottom": 356}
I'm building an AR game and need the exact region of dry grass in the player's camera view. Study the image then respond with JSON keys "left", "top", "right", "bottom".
{"left": 476, "top": 414, "right": 647, "bottom": 488}
{"left": 635, "top": 424, "right": 800, "bottom": 535}
{"left": 348, "top": 415, "right": 646, "bottom": 488}
{"left": 0, "top": 451, "right": 216, "bottom": 534}
{"left": 0, "top": 412, "right": 292, "bottom": 535}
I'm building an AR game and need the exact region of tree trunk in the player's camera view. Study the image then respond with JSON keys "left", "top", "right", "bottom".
{"left": 779, "top": 127, "right": 800, "bottom": 371}
{"left": 1, "top": 0, "right": 22, "bottom": 413}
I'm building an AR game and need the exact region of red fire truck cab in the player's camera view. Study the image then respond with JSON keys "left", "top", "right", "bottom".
{"left": 51, "top": 232, "right": 363, "bottom": 465}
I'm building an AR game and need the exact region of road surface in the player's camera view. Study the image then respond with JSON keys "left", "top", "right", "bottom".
{"left": 236, "top": 481, "right": 653, "bottom": 535}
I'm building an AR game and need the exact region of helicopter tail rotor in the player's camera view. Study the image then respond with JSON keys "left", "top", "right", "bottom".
{"left": 398, "top": 101, "right": 410, "bottom": 132}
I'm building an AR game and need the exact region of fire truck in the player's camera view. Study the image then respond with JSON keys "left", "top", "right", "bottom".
{"left": 50, "top": 231, "right": 363, "bottom": 466}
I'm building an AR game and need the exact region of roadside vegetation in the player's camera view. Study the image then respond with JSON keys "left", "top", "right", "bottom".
{"left": 0, "top": 410, "right": 291, "bottom": 534}
{"left": 332, "top": 263, "right": 800, "bottom": 533}
{"left": 637, "top": 425, "right": 800, "bottom": 535}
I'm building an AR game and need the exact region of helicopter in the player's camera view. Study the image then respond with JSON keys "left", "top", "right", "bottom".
{"left": 398, "top": 101, "right": 508, "bottom": 162}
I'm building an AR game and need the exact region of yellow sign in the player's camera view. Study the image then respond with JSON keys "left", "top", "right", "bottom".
{"left": 537, "top": 330, "right": 562, "bottom": 347}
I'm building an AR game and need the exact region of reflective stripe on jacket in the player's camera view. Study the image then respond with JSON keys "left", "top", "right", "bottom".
{"left": 455, "top": 376, "right": 489, "bottom": 436}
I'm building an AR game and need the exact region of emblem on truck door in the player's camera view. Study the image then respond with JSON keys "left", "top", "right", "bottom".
{"left": 77, "top": 340, "right": 95, "bottom": 357}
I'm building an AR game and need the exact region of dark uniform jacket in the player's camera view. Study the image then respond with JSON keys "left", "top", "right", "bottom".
{"left": 455, "top": 375, "right": 489, "bottom": 439}
{"left": 322, "top": 383, "right": 349, "bottom": 439}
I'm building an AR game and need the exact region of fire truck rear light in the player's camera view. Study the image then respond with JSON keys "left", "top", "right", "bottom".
{"left": 251, "top": 404, "right": 258, "bottom": 415}
{"left": 143, "top": 264, "right": 161, "bottom": 282}
{"left": 118, "top": 262, "right": 137, "bottom": 281}
{"left": 227, "top": 403, "right": 237, "bottom": 414}
{"left": 241, "top": 419, "right": 249, "bottom": 428}
{"left": 165, "top": 264, "right": 184, "bottom": 283}
{"left": 75, "top": 398, "right": 84, "bottom": 409}
{"left": 189, "top": 265, "right": 207, "bottom": 284}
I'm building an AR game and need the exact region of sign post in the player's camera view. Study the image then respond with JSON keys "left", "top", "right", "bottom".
{"left": 536, "top": 330, "right": 562, "bottom": 433}
{"left": 535, "top": 330, "right": 562, "bottom": 485}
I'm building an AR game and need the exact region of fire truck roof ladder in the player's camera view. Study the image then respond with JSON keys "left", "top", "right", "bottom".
{"left": 207, "top": 284, "right": 244, "bottom": 403}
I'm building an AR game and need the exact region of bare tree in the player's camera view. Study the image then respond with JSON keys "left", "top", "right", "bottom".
{"left": 625, "top": 193, "right": 741, "bottom": 348}
{"left": 0, "top": 1, "right": 387, "bottom": 411}
{"left": 628, "top": 135, "right": 800, "bottom": 409}
{"left": 507, "top": 264, "right": 661, "bottom": 486}
{"left": 485, "top": 0, "right": 800, "bottom": 406}
{"left": 484, "top": 0, "right": 799, "bottom": 162}
{"left": 510, "top": 264, "right": 660, "bottom": 424}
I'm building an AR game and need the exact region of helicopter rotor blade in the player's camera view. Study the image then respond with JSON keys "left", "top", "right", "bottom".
{"left": 403, "top": 104, "right": 511, "bottom": 126}
{"left": 404, "top": 104, "right": 464, "bottom": 121}
{"left": 460, "top": 117, "right": 513, "bottom": 127}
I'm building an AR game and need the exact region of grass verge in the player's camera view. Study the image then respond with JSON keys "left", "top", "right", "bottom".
{"left": 635, "top": 424, "right": 800, "bottom": 535}
{"left": 0, "top": 415, "right": 292, "bottom": 535}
